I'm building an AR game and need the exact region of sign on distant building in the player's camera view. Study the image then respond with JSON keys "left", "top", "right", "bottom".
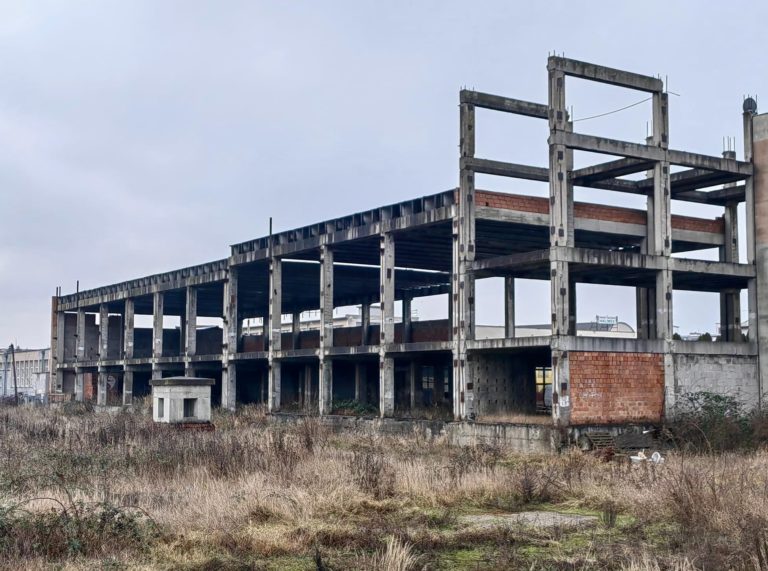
{"left": 596, "top": 315, "right": 618, "bottom": 326}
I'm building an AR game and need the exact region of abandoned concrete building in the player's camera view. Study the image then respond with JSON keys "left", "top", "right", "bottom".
{"left": 48, "top": 57, "right": 768, "bottom": 442}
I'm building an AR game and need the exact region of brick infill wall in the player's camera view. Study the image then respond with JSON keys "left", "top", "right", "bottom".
{"left": 568, "top": 351, "right": 664, "bottom": 425}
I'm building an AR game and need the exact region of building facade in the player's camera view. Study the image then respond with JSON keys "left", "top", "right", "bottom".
{"left": 48, "top": 57, "right": 767, "bottom": 432}
{"left": 1, "top": 347, "right": 49, "bottom": 400}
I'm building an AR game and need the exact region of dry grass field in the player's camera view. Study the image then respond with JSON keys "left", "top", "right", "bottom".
{"left": 1, "top": 402, "right": 768, "bottom": 570}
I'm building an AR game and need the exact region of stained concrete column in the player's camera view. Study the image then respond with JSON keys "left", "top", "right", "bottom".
{"left": 409, "top": 360, "right": 418, "bottom": 410}
{"left": 380, "top": 232, "right": 396, "bottom": 417}
{"left": 53, "top": 301, "right": 65, "bottom": 394}
{"left": 354, "top": 362, "right": 366, "bottom": 404}
{"left": 184, "top": 287, "right": 197, "bottom": 376}
{"left": 292, "top": 312, "right": 301, "bottom": 349}
{"left": 744, "top": 107, "right": 759, "bottom": 347}
{"left": 152, "top": 292, "right": 164, "bottom": 376}
{"left": 97, "top": 367, "right": 107, "bottom": 406}
{"left": 222, "top": 268, "right": 239, "bottom": 411}
{"left": 504, "top": 277, "right": 515, "bottom": 338}
{"left": 123, "top": 298, "right": 135, "bottom": 360}
{"left": 122, "top": 368, "right": 133, "bottom": 407}
{"left": 319, "top": 245, "right": 334, "bottom": 415}
{"left": 719, "top": 150, "right": 742, "bottom": 341}
{"left": 402, "top": 295, "right": 413, "bottom": 344}
{"left": 99, "top": 304, "right": 109, "bottom": 361}
{"left": 76, "top": 308, "right": 86, "bottom": 361}
{"left": 75, "top": 369, "right": 84, "bottom": 402}
{"left": 304, "top": 363, "right": 314, "bottom": 410}
{"left": 360, "top": 303, "right": 370, "bottom": 345}
{"left": 268, "top": 257, "right": 282, "bottom": 412}
{"left": 452, "top": 99, "right": 477, "bottom": 421}
{"left": 750, "top": 110, "right": 768, "bottom": 406}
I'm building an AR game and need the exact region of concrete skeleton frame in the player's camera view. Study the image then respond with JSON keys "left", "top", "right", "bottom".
{"left": 48, "top": 57, "right": 768, "bottom": 428}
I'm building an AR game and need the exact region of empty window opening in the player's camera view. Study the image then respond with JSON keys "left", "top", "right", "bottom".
{"left": 157, "top": 397, "right": 165, "bottom": 418}
{"left": 183, "top": 398, "right": 197, "bottom": 418}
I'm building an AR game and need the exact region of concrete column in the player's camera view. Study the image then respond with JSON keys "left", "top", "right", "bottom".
{"left": 719, "top": 150, "right": 742, "bottom": 342}
{"left": 504, "top": 277, "right": 515, "bottom": 338}
{"left": 319, "top": 245, "right": 334, "bottom": 415}
{"left": 403, "top": 295, "right": 413, "bottom": 343}
{"left": 53, "top": 302, "right": 65, "bottom": 393}
{"left": 99, "top": 304, "right": 109, "bottom": 361}
{"left": 551, "top": 349, "right": 570, "bottom": 426}
{"left": 354, "top": 362, "right": 366, "bottom": 404}
{"left": 268, "top": 257, "right": 282, "bottom": 412}
{"left": 360, "top": 303, "right": 370, "bottom": 345}
{"left": 123, "top": 298, "right": 135, "bottom": 360}
{"left": 292, "top": 312, "right": 301, "bottom": 349}
{"left": 152, "top": 292, "right": 164, "bottom": 375}
{"left": 409, "top": 360, "right": 417, "bottom": 410}
{"left": 750, "top": 111, "right": 768, "bottom": 406}
{"left": 75, "top": 368, "right": 84, "bottom": 402}
{"left": 452, "top": 99, "right": 477, "bottom": 421}
{"left": 76, "top": 309, "right": 86, "bottom": 361}
{"left": 650, "top": 92, "right": 673, "bottom": 341}
{"left": 304, "top": 363, "right": 314, "bottom": 410}
{"left": 221, "top": 268, "right": 239, "bottom": 410}
{"left": 97, "top": 368, "right": 107, "bottom": 406}
{"left": 379, "top": 232, "right": 395, "bottom": 417}
{"left": 185, "top": 287, "right": 197, "bottom": 358}
{"left": 122, "top": 368, "right": 133, "bottom": 406}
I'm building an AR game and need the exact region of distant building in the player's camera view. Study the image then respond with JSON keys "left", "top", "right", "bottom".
{"left": 0, "top": 347, "right": 50, "bottom": 400}
{"left": 476, "top": 319, "right": 636, "bottom": 340}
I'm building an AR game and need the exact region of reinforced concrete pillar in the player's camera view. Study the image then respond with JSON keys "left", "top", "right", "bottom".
{"left": 99, "top": 304, "right": 109, "bottom": 361}
{"left": 719, "top": 151, "right": 743, "bottom": 341}
{"left": 52, "top": 300, "right": 65, "bottom": 394}
{"left": 750, "top": 110, "right": 768, "bottom": 405}
{"left": 319, "top": 245, "right": 334, "bottom": 415}
{"left": 185, "top": 287, "right": 197, "bottom": 359}
{"left": 379, "top": 233, "right": 396, "bottom": 417}
{"left": 97, "top": 367, "right": 107, "bottom": 406}
{"left": 75, "top": 368, "right": 84, "bottom": 402}
{"left": 221, "top": 268, "right": 239, "bottom": 410}
{"left": 452, "top": 99, "right": 477, "bottom": 421}
{"left": 152, "top": 292, "right": 164, "bottom": 376}
{"left": 403, "top": 295, "right": 413, "bottom": 343}
{"left": 354, "top": 362, "right": 366, "bottom": 404}
{"left": 123, "top": 298, "right": 135, "bottom": 360}
{"left": 360, "top": 303, "right": 370, "bottom": 345}
{"left": 504, "top": 277, "right": 515, "bottom": 338}
{"left": 76, "top": 308, "right": 86, "bottom": 361}
{"left": 304, "top": 363, "right": 314, "bottom": 410}
{"left": 292, "top": 312, "right": 301, "bottom": 349}
{"left": 268, "top": 257, "right": 282, "bottom": 412}
{"left": 122, "top": 368, "right": 133, "bottom": 406}
{"left": 409, "top": 360, "right": 417, "bottom": 410}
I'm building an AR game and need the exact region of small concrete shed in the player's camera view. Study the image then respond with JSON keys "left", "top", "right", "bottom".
{"left": 149, "top": 377, "right": 214, "bottom": 424}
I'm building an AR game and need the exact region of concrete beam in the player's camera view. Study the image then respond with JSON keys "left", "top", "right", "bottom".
{"left": 459, "top": 89, "right": 548, "bottom": 119}
{"left": 571, "top": 158, "right": 655, "bottom": 183}
{"left": 548, "top": 56, "right": 663, "bottom": 93}
{"left": 462, "top": 157, "right": 549, "bottom": 182}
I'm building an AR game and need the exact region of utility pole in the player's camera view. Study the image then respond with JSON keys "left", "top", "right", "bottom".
{"left": 9, "top": 344, "right": 18, "bottom": 405}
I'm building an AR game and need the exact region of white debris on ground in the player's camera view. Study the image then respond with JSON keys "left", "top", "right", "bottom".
{"left": 458, "top": 511, "right": 598, "bottom": 530}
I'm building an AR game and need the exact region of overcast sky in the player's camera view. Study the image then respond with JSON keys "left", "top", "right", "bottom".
{"left": 1, "top": 1, "right": 766, "bottom": 348}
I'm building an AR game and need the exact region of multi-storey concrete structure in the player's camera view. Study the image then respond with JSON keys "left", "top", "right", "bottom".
{"left": 49, "top": 57, "right": 768, "bottom": 435}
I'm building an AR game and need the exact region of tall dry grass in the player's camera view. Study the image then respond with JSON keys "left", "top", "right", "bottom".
{"left": 1, "top": 403, "right": 768, "bottom": 569}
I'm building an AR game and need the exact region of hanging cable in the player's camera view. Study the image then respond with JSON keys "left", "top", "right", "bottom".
{"left": 572, "top": 96, "right": 653, "bottom": 122}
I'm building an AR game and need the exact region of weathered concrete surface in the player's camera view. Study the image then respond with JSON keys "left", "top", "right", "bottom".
{"left": 269, "top": 413, "right": 554, "bottom": 453}
{"left": 669, "top": 354, "right": 759, "bottom": 411}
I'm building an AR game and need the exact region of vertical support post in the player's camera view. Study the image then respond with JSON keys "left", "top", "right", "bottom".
{"left": 222, "top": 267, "right": 239, "bottom": 411}
{"left": 750, "top": 110, "right": 768, "bottom": 407}
{"left": 452, "top": 99, "right": 476, "bottom": 421}
{"left": 304, "top": 363, "right": 314, "bottom": 410}
{"left": 76, "top": 308, "right": 86, "bottom": 361}
{"left": 268, "top": 257, "right": 282, "bottom": 412}
{"left": 409, "top": 360, "right": 417, "bottom": 410}
{"left": 97, "top": 368, "right": 107, "bottom": 406}
{"left": 123, "top": 298, "right": 135, "bottom": 360}
{"left": 360, "top": 303, "right": 370, "bottom": 345}
{"left": 152, "top": 292, "right": 164, "bottom": 376}
{"left": 122, "top": 368, "right": 133, "bottom": 407}
{"left": 185, "top": 287, "right": 197, "bottom": 356}
{"left": 637, "top": 142, "right": 657, "bottom": 339}
{"left": 75, "top": 369, "right": 84, "bottom": 402}
{"left": 402, "top": 295, "right": 413, "bottom": 343}
{"left": 354, "top": 362, "right": 366, "bottom": 404}
{"left": 319, "top": 245, "right": 334, "bottom": 415}
{"left": 720, "top": 150, "right": 742, "bottom": 342}
{"left": 504, "top": 277, "right": 515, "bottom": 338}
{"left": 99, "top": 304, "right": 109, "bottom": 361}
{"left": 52, "top": 298, "right": 65, "bottom": 394}
{"left": 651, "top": 92, "right": 673, "bottom": 341}
{"left": 292, "top": 312, "right": 301, "bottom": 350}
{"left": 380, "top": 232, "right": 395, "bottom": 417}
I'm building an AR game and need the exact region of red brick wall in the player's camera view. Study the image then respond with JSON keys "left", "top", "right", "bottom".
{"left": 475, "top": 190, "right": 724, "bottom": 235}
{"left": 569, "top": 351, "right": 664, "bottom": 425}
